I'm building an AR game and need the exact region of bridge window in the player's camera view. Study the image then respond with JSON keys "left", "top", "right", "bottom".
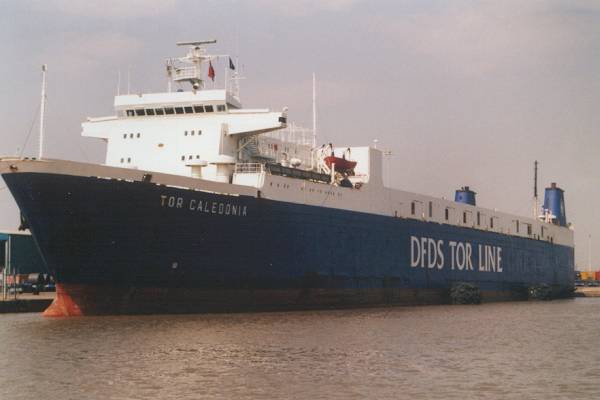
{"left": 135, "top": 109, "right": 145, "bottom": 116}
{"left": 174, "top": 107, "right": 184, "bottom": 114}
{"left": 205, "top": 105, "right": 214, "bottom": 112}
{"left": 123, "top": 134, "right": 127, "bottom": 139}
{"left": 155, "top": 108, "right": 165, "bottom": 115}
{"left": 191, "top": 130, "right": 195, "bottom": 136}
{"left": 127, "top": 157, "right": 131, "bottom": 163}
{"left": 217, "top": 104, "right": 226, "bottom": 112}
{"left": 181, "top": 155, "right": 185, "bottom": 161}
{"left": 184, "top": 106, "right": 193, "bottom": 113}
{"left": 126, "top": 110, "right": 135, "bottom": 117}
{"left": 146, "top": 109, "right": 155, "bottom": 116}
{"left": 129, "top": 133, "right": 134, "bottom": 138}
{"left": 165, "top": 107, "right": 174, "bottom": 115}
{"left": 194, "top": 105, "right": 204, "bottom": 113}
{"left": 184, "top": 131, "right": 188, "bottom": 136}
{"left": 136, "top": 133, "right": 140, "bottom": 138}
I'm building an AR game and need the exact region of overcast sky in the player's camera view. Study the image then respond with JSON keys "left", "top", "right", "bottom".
{"left": 1, "top": 0, "right": 599, "bottom": 268}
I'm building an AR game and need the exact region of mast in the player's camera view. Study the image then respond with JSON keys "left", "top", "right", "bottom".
{"left": 533, "top": 160, "right": 538, "bottom": 219}
{"left": 312, "top": 73, "right": 317, "bottom": 149}
{"left": 38, "top": 64, "right": 47, "bottom": 160}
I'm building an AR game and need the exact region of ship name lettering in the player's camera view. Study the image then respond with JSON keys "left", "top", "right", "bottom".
{"left": 162, "top": 194, "right": 247, "bottom": 217}
{"left": 478, "top": 245, "right": 502, "bottom": 272}
{"left": 410, "top": 236, "right": 444, "bottom": 269}
{"left": 410, "top": 236, "right": 502, "bottom": 273}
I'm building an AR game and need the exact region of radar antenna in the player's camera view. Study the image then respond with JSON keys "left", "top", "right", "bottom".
{"left": 166, "top": 40, "right": 221, "bottom": 91}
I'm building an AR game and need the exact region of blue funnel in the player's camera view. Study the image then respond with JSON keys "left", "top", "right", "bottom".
{"left": 543, "top": 182, "right": 567, "bottom": 226}
{"left": 455, "top": 186, "right": 476, "bottom": 206}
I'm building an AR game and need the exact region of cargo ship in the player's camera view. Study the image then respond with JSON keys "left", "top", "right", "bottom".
{"left": 0, "top": 41, "right": 574, "bottom": 316}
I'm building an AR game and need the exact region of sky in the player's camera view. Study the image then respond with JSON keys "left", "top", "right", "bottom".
{"left": 0, "top": 0, "right": 599, "bottom": 269}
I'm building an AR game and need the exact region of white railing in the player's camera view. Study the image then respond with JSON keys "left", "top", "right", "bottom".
{"left": 173, "top": 67, "right": 198, "bottom": 81}
{"left": 235, "top": 163, "right": 264, "bottom": 174}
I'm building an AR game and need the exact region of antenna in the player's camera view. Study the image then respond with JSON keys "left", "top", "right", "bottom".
{"left": 176, "top": 40, "right": 217, "bottom": 47}
{"left": 312, "top": 73, "right": 317, "bottom": 149}
{"left": 533, "top": 160, "right": 538, "bottom": 218}
{"left": 39, "top": 64, "right": 47, "bottom": 159}
{"left": 117, "top": 70, "right": 121, "bottom": 96}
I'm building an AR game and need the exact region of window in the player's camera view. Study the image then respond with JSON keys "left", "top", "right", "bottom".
{"left": 463, "top": 212, "right": 467, "bottom": 224}
{"left": 127, "top": 157, "right": 131, "bottom": 163}
{"left": 123, "top": 134, "right": 127, "bottom": 139}
{"left": 165, "top": 107, "right": 174, "bottom": 115}
{"left": 516, "top": 220, "right": 520, "bottom": 233}
{"left": 197, "top": 130, "right": 202, "bottom": 135}
{"left": 129, "top": 133, "right": 134, "bottom": 138}
{"left": 146, "top": 109, "right": 155, "bottom": 116}
{"left": 541, "top": 226, "right": 545, "bottom": 238}
{"left": 181, "top": 155, "right": 185, "bottom": 161}
{"left": 126, "top": 110, "right": 135, "bottom": 117}
{"left": 155, "top": 108, "right": 165, "bottom": 115}
{"left": 527, "top": 224, "right": 532, "bottom": 235}
{"left": 217, "top": 104, "right": 226, "bottom": 112}
{"left": 204, "top": 105, "right": 214, "bottom": 112}
{"left": 411, "top": 202, "right": 415, "bottom": 215}
{"left": 428, "top": 201, "right": 433, "bottom": 218}
{"left": 196, "top": 155, "right": 200, "bottom": 159}
{"left": 188, "top": 155, "right": 193, "bottom": 160}
{"left": 191, "top": 130, "right": 195, "bottom": 136}
{"left": 184, "top": 106, "right": 193, "bottom": 114}
{"left": 445, "top": 208, "right": 449, "bottom": 221}
{"left": 120, "top": 158, "right": 124, "bottom": 163}
{"left": 175, "top": 107, "right": 184, "bottom": 114}
{"left": 184, "top": 131, "right": 188, "bottom": 136}
{"left": 490, "top": 217, "right": 494, "bottom": 229}
{"left": 136, "top": 133, "right": 140, "bottom": 138}
{"left": 135, "top": 109, "right": 145, "bottom": 116}
{"left": 194, "top": 105, "right": 204, "bottom": 113}
{"left": 477, "top": 212, "right": 480, "bottom": 226}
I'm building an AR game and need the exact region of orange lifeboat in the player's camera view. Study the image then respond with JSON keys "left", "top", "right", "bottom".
{"left": 324, "top": 156, "right": 357, "bottom": 173}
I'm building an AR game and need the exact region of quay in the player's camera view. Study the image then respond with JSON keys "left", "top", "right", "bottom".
{"left": 0, "top": 292, "right": 54, "bottom": 313}
{"left": 574, "top": 287, "right": 600, "bottom": 298}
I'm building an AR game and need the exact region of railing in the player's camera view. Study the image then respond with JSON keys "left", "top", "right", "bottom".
{"left": 173, "top": 67, "right": 198, "bottom": 81}
{"left": 234, "top": 163, "right": 264, "bottom": 174}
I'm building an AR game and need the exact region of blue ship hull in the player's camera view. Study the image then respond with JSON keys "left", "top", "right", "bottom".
{"left": 2, "top": 172, "right": 575, "bottom": 315}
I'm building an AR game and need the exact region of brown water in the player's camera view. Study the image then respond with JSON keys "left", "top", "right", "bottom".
{"left": 1, "top": 299, "right": 599, "bottom": 400}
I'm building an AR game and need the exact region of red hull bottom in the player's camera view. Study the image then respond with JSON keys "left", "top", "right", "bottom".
{"left": 42, "top": 284, "right": 527, "bottom": 317}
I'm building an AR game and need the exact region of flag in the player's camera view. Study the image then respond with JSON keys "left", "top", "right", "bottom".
{"left": 229, "top": 57, "right": 236, "bottom": 70}
{"left": 208, "top": 60, "right": 215, "bottom": 81}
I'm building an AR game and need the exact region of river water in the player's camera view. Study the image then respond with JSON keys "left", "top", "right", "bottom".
{"left": 1, "top": 298, "right": 599, "bottom": 400}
